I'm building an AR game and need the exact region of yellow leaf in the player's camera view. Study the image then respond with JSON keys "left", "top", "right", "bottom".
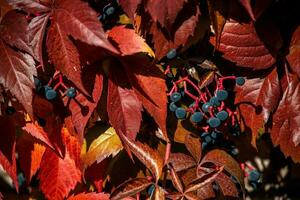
{"left": 118, "top": 14, "right": 132, "bottom": 25}
{"left": 82, "top": 127, "right": 123, "bottom": 169}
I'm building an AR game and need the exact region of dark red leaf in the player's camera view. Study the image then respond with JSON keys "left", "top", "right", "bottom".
{"left": 38, "top": 148, "right": 81, "bottom": 200}
{"left": 0, "top": 40, "right": 36, "bottom": 116}
{"left": 169, "top": 164, "right": 184, "bottom": 193}
{"left": 0, "top": 11, "right": 32, "bottom": 54}
{"left": 119, "top": 0, "right": 141, "bottom": 20}
{"left": 123, "top": 56, "right": 168, "bottom": 141}
{"left": 287, "top": 26, "right": 300, "bottom": 78}
{"left": 64, "top": 71, "right": 103, "bottom": 138}
{"left": 47, "top": 22, "right": 89, "bottom": 95}
{"left": 110, "top": 178, "right": 152, "bottom": 200}
{"left": 28, "top": 14, "right": 49, "bottom": 63}
{"left": 238, "top": 0, "right": 273, "bottom": 20}
{"left": 53, "top": 0, "right": 118, "bottom": 54}
{"left": 145, "top": 0, "right": 186, "bottom": 27}
{"left": 6, "top": 0, "right": 50, "bottom": 14}
{"left": 271, "top": 71, "right": 300, "bottom": 162}
{"left": 212, "top": 20, "right": 276, "bottom": 69}
{"left": 235, "top": 68, "right": 281, "bottom": 146}
{"left": 107, "top": 66, "right": 142, "bottom": 140}
{"left": 17, "top": 133, "right": 46, "bottom": 183}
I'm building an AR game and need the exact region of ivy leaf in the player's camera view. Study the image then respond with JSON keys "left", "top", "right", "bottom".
{"left": 119, "top": 133, "right": 164, "bottom": 182}
{"left": 123, "top": 55, "right": 168, "bottom": 141}
{"left": 6, "top": 0, "right": 50, "bottom": 14}
{"left": 110, "top": 178, "right": 152, "bottom": 200}
{"left": 271, "top": 71, "right": 300, "bottom": 162}
{"left": 212, "top": 20, "right": 276, "bottom": 69}
{"left": 235, "top": 68, "right": 281, "bottom": 146}
{"left": 28, "top": 14, "right": 49, "bottom": 63}
{"left": 145, "top": 0, "right": 186, "bottom": 27}
{"left": 53, "top": 0, "right": 118, "bottom": 54}
{"left": 67, "top": 192, "right": 110, "bottom": 200}
{"left": 47, "top": 22, "right": 89, "bottom": 96}
{"left": 107, "top": 65, "right": 142, "bottom": 140}
{"left": 0, "top": 40, "right": 36, "bottom": 116}
{"left": 82, "top": 127, "right": 123, "bottom": 169}
{"left": 38, "top": 148, "right": 82, "bottom": 200}
{"left": 287, "top": 26, "right": 300, "bottom": 79}
{"left": 108, "top": 25, "right": 154, "bottom": 57}
{"left": 17, "top": 133, "right": 46, "bottom": 183}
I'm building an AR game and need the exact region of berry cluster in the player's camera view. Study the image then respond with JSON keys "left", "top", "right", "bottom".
{"left": 34, "top": 72, "right": 77, "bottom": 101}
{"left": 241, "top": 163, "right": 262, "bottom": 189}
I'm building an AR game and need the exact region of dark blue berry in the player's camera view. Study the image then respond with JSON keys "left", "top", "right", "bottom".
{"left": 202, "top": 142, "right": 208, "bottom": 150}
{"left": 207, "top": 117, "right": 221, "bottom": 128}
{"left": 66, "top": 87, "right": 76, "bottom": 98}
{"left": 250, "top": 181, "right": 259, "bottom": 190}
{"left": 204, "top": 135, "right": 212, "bottom": 143}
{"left": 190, "top": 112, "right": 203, "bottom": 123}
{"left": 202, "top": 102, "right": 211, "bottom": 113}
{"left": 175, "top": 107, "right": 186, "bottom": 119}
{"left": 216, "top": 90, "right": 228, "bottom": 101}
{"left": 166, "top": 49, "right": 177, "bottom": 59}
{"left": 17, "top": 173, "right": 25, "bottom": 187}
{"left": 105, "top": 6, "right": 115, "bottom": 15}
{"left": 209, "top": 97, "right": 220, "bottom": 106}
{"left": 44, "top": 85, "right": 52, "bottom": 92}
{"left": 236, "top": 77, "right": 245, "bottom": 86}
{"left": 34, "top": 77, "right": 42, "bottom": 90}
{"left": 248, "top": 170, "right": 261, "bottom": 182}
{"left": 37, "top": 117, "right": 46, "bottom": 127}
{"left": 211, "top": 131, "right": 218, "bottom": 139}
{"left": 5, "top": 106, "right": 16, "bottom": 115}
{"left": 216, "top": 110, "right": 228, "bottom": 121}
{"left": 231, "top": 148, "right": 239, "bottom": 156}
{"left": 170, "top": 92, "right": 181, "bottom": 102}
{"left": 169, "top": 102, "right": 177, "bottom": 112}
{"left": 200, "top": 132, "right": 210, "bottom": 139}
{"left": 45, "top": 89, "right": 57, "bottom": 100}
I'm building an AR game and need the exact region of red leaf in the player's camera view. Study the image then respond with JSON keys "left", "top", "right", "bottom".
{"left": 53, "top": 0, "right": 118, "bottom": 54}
{"left": 84, "top": 160, "right": 109, "bottom": 192}
{"left": 212, "top": 20, "right": 276, "bottom": 69}
{"left": 108, "top": 25, "right": 153, "bottom": 56}
{"left": 145, "top": 0, "right": 186, "bottom": 27}
{"left": 150, "top": 6, "right": 201, "bottom": 60}
{"left": 0, "top": 40, "right": 36, "bottom": 116}
{"left": 287, "top": 26, "right": 300, "bottom": 78}
{"left": 17, "top": 133, "right": 46, "bottom": 183}
{"left": 169, "top": 153, "right": 196, "bottom": 172}
{"left": 235, "top": 68, "right": 281, "bottom": 146}
{"left": 47, "top": 22, "right": 89, "bottom": 95}
{"left": 123, "top": 56, "right": 168, "bottom": 141}
{"left": 185, "top": 134, "right": 202, "bottom": 163}
{"left": 238, "top": 0, "right": 273, "bottom": 20}
{"left": 6, "top": 0, "right": 50, "bottom": 14}
{"left": 38, "top": 148, "right": 81, "bottom": 200}
{"left": 107, "top": 66, "right": 142, "bottom": 140}
{"left": 119, "top": 0, "right": 141, "bottom": 20}
{"left": 0, "top": 11, "right": 32, "bottom": 54}
{"left": 271, "top": 71, "right": 300, "bottom": 162}
{"left": 0, "top": 150, "right": 18, "bottom": 192}
{"left": 67, "top": 192, "right": 110, "bottom": 200}
{"left": 28, "top": 14, "right": 49, "bottom": 63}
{"left": 64, "top": 71, "right": 103, "bottom": 138}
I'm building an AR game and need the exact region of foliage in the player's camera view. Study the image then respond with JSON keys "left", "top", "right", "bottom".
{"left": 0, "top": 0, "right": 299, "bottom": 199}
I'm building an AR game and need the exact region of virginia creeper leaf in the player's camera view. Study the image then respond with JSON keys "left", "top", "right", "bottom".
{"left": 110, "top": 178, "right": 152, "bottom": 200}
{"left": 82, "top": 127, "right": 123, "bottom": 169}
{"left": 53, "top": 0, "right": 118, "bottom": 54}
{"left": 185, "top": 134, "right": 201, "bottom": 163}
{"left": 287, "top": 26, "right": 300, "bottom": 78}
{"left": 6, "top": 0, "right": 50, "bottom": 14}
{"left": 119, "top": 0, "right": 141, "bottom": 20}
{"left": 38, "top": 149, "right": 81, "bottom": 200}
{"left": 169, "top": 153, "right": 196, "bottom": 172}
{"left": 67, "top": 192, "right": 110, "bottom": 200}
{"left": 212, "top": 20, "right": 276, "bottom": 69}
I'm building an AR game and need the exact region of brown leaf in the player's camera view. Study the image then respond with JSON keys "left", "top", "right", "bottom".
{"left": 169, "top": 153, "right": 196, "bottom": 172}
{"left": 271, "top": 70, "right": 300, "bottom": 162}
{"left": 235, "top": 68, "right": 281, "bottom": 146}
{"left": 169, "top": 164, "right": 184, "bottom": 193}
{"left": 185, "top": 134, "right": 202, "bottom": 163}
{"left": 6, "top": 0, "right": 50, "bottom": 14}
{"left": 153, "top": 185, "right": 165, "bottom": 200}
{"left": 110, "top": 178, "right": 152, "bottom": 200}
{"left": 212, "top": 20, "right": 276, "bottom": 69}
